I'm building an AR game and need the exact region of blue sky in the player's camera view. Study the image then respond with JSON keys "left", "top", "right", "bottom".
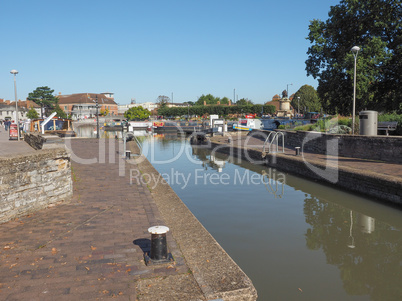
{"left": 1, "top": 0, "right": 339, "bottom": 105}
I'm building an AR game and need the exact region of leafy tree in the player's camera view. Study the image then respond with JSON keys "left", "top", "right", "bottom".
{"left": 124, "top": 106, "right": 150, "bottom": 120}
{"left": 306, "top": 0, "right": 402, "bottom": 115}
{"left": 196, "top": 94, "right": 217, "bottom": 105}
{"left": 27, "top": 86, "right": 59, "bottom": 117}
{"left": 236, "top": 98, "right": 253, "bottom": 105}
{"left": 100, "top": 108, "right": 110, "bottom": 117}
{"left": 26, "top": 107, "right": 39, "bottom": 119}
{"left": 292, "top": 85, "right": 322, "bottom": 114}
{"left": 220, "top": 97, "right": 230, "bottom": 105}
{"left": 52, "top": 104, "right": 67, "bottom": 119}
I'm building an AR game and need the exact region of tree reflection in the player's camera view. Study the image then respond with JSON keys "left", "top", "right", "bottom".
{"left": 303, "top": 196, "right": 402, "bottom": 300}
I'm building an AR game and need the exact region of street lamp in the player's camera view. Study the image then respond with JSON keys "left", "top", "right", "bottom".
{"left": 286, "top": 83, "right": 293, "bottom": 98}
{"left": 10, "top": 69, "right": 20, "bottom": 141}
{"left": 351, "top": 46, "right": 360, "bottom": 135}
{"left": 297, "top": 96, "right": 300, "bottom": 117}
{"left": 95, "top": 95, "right": 100, "bottom": 139}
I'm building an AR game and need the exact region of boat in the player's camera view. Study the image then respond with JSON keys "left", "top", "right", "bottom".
{"left": 233, "top": 119, "right": 263, "bottom": 131}
{"left": 128, "top": 121, "right": 152, "bottom": 131}
{"left": 103, "top": 118, "right": 128, "bottom": 131}
{"left": 152, "top": 120, "right": 207, "bottom": 133}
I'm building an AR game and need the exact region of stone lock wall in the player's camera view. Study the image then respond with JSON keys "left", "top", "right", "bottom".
{"left": 277, "top": 130, "right": 402, "bottom": 164}
{"left": 0, "top": 148, "right": 73, "bottom": 223}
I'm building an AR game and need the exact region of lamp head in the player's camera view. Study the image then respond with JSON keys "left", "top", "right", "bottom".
{"left": 351, "top": 46, "right": 360, "bottom": 53}
{"left": 10, "top": 69, "right": 18, "bottom": 75}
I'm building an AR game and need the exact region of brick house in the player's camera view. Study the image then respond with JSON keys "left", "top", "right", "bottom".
{"left": 58, "top": 93, "right": 118, "bottom": 120}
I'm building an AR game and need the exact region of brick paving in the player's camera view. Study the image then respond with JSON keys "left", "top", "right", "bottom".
{"left": 0, "top": 127, "right": 34, "bottom": 157}
{"left": 0, "top": 138, "right": 189, "bottom": 300}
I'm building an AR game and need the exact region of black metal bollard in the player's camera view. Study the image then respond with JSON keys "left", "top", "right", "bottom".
{"left": 126, "top": 150, "right": 131, "bottom": 159}
{"left": 295, "top": 147, "right": 301, "bottom": 156}
{"left": 148, "top": 226, "right": 169, "bottom": 260}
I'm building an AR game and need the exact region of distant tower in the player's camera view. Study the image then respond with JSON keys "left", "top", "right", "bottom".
{"left": 131, "top": 98, "right": 136, "bottom": 104}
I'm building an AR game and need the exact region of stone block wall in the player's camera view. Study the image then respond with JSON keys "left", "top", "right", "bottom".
{"left": 277, "top": 130, "right": 402, "bottom": 164}
{"left": 24, "top": 133, "right": 46, "bottom": 150}
{"left": 0, "top": 148, "right": 73, "bottom": 223}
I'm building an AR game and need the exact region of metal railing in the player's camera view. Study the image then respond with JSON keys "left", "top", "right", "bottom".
{"left": 262, "top": 131, "right": 285, "bottom": 155}
{"left": 123, "top": 131, "right": 143, "bottom": 158}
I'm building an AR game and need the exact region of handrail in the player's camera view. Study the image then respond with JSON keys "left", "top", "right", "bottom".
{"left": 133, "top": 135, "right": 143, "bottom": 155}
{"left": 262, "top": 131, "right": 285, "bottom": 155}
{"left": 123, "top": 131, "right": 143, "bottom": 157}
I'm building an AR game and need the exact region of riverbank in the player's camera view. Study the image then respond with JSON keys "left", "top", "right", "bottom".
{"left": 208, "top": 132, "right": 402, "bottom": 206}
{"left": 0, "top": 136, "right": 257, "bottom": 300}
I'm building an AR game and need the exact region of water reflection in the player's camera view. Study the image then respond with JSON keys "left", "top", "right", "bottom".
{"left": 303, "top": 197, "right": 402, "bottom": 300}
{"left": 141, "top": 138, "right": 402, "bottom": 300}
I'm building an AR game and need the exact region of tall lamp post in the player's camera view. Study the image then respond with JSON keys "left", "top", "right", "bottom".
{"left": 10, "top": 70, "right": 20, "bottom": 141}
{"left": 297, "top": 96, "right": 300, "bottom": 117}
{"left": 286, "top": 83, "right": 293, "bottom": 98}
{"left": 95, "top": 95, "right": 100, "bottom": 139}
{"left": 351, "top": 46, "right": 360, "bottom": 135}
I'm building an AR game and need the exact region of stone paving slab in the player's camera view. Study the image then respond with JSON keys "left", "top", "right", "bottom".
{"left": 0, "top": 138, "right": 201, "bottom": 300}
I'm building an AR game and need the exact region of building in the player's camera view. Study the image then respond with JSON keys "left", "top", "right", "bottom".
{"left": 58, "top": 93, "right": 118, "bottom": 120}
{"left": 118, "top": 102, "right": 158, "bottom": 115}
{"left": 0, "top": 99, "right": 30, "bottom": 120}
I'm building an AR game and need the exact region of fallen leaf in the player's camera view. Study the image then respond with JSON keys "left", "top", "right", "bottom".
{"left": 102, "top": 290, "right": 109, "bottom": 294}
{"left": 85, "top": 267, "right": 90, "bottom": 271}
{"left": 90, "top": 246, "right": 97, "bottom": 251}
{"left": 51, "top": 248, "right": 58, "bottom": 254}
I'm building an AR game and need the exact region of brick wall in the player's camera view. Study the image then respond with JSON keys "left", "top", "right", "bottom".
{"left": 0, "top": 148, "right": 73, "bottom": 223}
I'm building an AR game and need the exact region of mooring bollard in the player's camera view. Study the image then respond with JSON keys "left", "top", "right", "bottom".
{"left": 126, "top": 150, "right": 131, "bottom": 159}
{"left": 295, "top": 147, "right": 301, "bottom": 156}
{"left": 145, "top": 226, "right": 173, "bottom": 264}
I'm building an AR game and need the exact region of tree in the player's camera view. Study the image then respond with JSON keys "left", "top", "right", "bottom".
{"left": 292, "top": 85, "right": 322, "bottom": 114}
{"left": 236, "top": 98, "right": 253, "bottom": 106}
{"left": 52, "top": 104, "right": 67, "bottom": 119}
{"left": 26, "top": 107, "right": 39, "bottom": 119}
{"left": 100, "top": 108, "right": 110, "bottom": 117}
{"left": 124, "top": 106, "right": 150, "bottom": 120}
{"left": 156, "top": 95, "right": 170, "bottom": 108}
{"left": 196, "top": 94, "right": 217, "bottom": 105}
{"left": 306, "top": 0, "right": 402, "bottom": 114}
{"left": 27, "top": 86, "right": 59, "bottom": 117}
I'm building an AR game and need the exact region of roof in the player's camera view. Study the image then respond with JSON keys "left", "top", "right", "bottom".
{"left": 58, "top": 93, "right": 117, "bottom": 105}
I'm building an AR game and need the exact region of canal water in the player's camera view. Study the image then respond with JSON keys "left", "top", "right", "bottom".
{"left": 139, "top": 134, "right": 402, "bottom": 301}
